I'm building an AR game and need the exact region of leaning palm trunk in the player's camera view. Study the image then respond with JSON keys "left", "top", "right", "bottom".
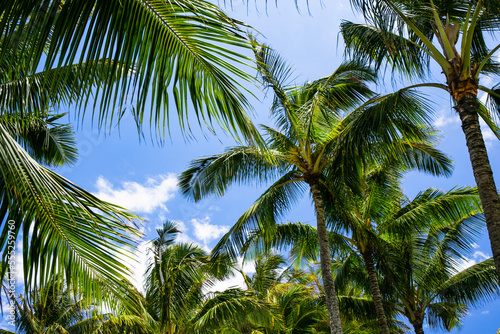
{"left": 309, "top": 181, "right": 344, "bottom": 334}
{"left": 360, "top": 248, "right": 390, "bottom": 334}
{"left": 455, "top": 92, "right": 500, "bottom": 282}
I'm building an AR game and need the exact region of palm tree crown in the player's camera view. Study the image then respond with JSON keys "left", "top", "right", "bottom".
{"left": 179, "top": 42, "right": 453, "bottom": 333}
{"left": 341, "top": 0, "right": 500, "bottom": 282}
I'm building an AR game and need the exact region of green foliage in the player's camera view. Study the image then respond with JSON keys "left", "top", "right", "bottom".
{"left": 180, "top": 42, "right": 452, "bottom": 261}
{"left": 2, "top": 280, "right": 150, "bottom": 334}
{"left": 0, "top": 0, "right": 260, "bottom": 141}
{"left": 0, "top": 15, "right": 143, "bottom": 310}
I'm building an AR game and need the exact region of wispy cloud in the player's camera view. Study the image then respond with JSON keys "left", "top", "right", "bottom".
{"left": 93, "top": 174, "right": 177, "bottom": 213}
{"left": 191, "top": 216, "right": 229, "bottom": 244}
{"left": 433, "top": 109, "right": 460, "bottom": 128}
{"left": 456, "top": 250, "right": 491, "bottom": 271}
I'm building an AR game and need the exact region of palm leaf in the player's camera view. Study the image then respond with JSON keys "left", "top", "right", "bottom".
{"left": 1, "top": 0, "right": 259, "bottom": 141}
{"left": 0, "top": 123, "right": 140, "bottom": 309}
{"left": 212, "top": 171, "right": 307, "bottom": 260}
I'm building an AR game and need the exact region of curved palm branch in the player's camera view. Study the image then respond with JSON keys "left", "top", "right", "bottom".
{"left": 193, "top": 289, "right": 279, "bottom": 334}
{"left": 386, "top": 187, "right": 483, "bottom": 235}
{"left": 212, "top": 171, "right": 308, "bottom": 259}
{"left": 179, "top": 146, "right": 286, "bottom": 202}
{"left": 0, "top": 123, "right": 140, "bottom": 309}
{"left": 0, "top": 59, "right": 129, "bottom": 117}
{"left": 0, "top": 0, "right": 259, "bottom": 140}
{"left": 1, "top": 113, "right": 77, "bottom": 167}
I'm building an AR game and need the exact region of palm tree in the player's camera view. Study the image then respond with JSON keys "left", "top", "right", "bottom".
{"left": 179, "top": 42, "right": 453, "bottom": 334}
{"left": 144, "top": 220, "right": 240, "bottom": 334}
{"left": 243, "top": 179, "right": 497, "bottom": 333}
{"left": 326, "top": 165, "right": 484, "bottom": 334}
{"left": 0, "top": 0, "right": 260, "bottom": 141}
{"left": 341, "top": 0, "right": 500, "bottom": 281}
{"left": 199, "top": 253, "right": 330, "bottom": 334}
{"left": 1, "top": 280, "right": 150, "bottom": 334}
{"left": 243, "top": 167, "right": 484, "bottom": 333}
{"left": 387, "top": 213, "right": 499, "bottom": 333}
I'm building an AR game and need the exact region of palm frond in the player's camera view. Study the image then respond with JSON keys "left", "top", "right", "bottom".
{"left": 1, "top": 113, "right": 77, "bottom": 167}
{"left": 179, "top": 146, "right": 284, "bottom": 202}
{"left": 0, "top": 123, "right": 140, "bottom": 309}
{"left": 384, "top": 187, "right": 482, "bottom": 235}
{"left": 1, "top": 0, "right": 259, "bottom": 141}
{"left": 212, "top": 171, "right": 307, "bottom": 260}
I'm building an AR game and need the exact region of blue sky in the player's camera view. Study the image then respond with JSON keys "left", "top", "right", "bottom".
{"left": 3, "top": 1, "right": 500, "bottom": 332}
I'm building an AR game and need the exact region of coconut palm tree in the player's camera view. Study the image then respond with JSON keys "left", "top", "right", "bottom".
{"left": 387, "top": 213, "right": 499, "bottom": 333}
{"left": 324, "top": 165, "right": 484, "bottom": 334}
{"left": 341, "top": 0, "right": 500, "bottom": 281}
{"left": 179, "top": 42, "right": 453, "bottom": 334}
{"left": 0, "top": 280, "right": 150, "bottom": 334}
{"left": 144, "top": 220, "right": 244, "bottom": 334}
{"left": 243, "top": 176, "right": 497, "bottom": 333}
{"left": 0, "top": 0, "right": 260, "bottom": 141}
{"left": 199, "top": 253, "right": 330, "bottom": 334}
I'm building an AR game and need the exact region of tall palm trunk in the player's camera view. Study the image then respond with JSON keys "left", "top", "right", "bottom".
{"left": 309, "top": 180, "right": 344, "bottom": 334}
{"left": 360, "top": 248, "right": 390, "bottom": 334}
{"left": 455, "top": 93, "right": 500, "bottom": 282}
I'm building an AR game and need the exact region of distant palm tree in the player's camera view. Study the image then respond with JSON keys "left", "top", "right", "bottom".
{"left": 145, "top": 220, "right": 246, "bottom": 334}
{"left": 388, "top": 213, "right": 498, "bottom": 333}
{"left": 179, "top": 42, "right": 453, "bottom": 334}
{"left": 201, "top": 253, "right": 330, "bottom": 334}
{"left": 341, "top": 0, "right": 500, "bottom": 281}
{"left": 0, "top": 281, "right": 150, "bottom": 334}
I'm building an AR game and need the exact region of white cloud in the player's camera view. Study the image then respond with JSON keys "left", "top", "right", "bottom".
{"left": 482, "top": 310, "right": 490, "bottom": 315}
{"left": 471, "top": 242, "right": 480, "bottom": 249}
{"left": 456, "top": 250, "right": 491, "bottom": 271}
{"left": 433, "top": 109, "right": 460, "bottom": 128}
{"left": 191, "top": 216, "right": 229, "bottom": 244}
{"left": 93, "top": 174, "right": 177, "bottom": 213}
{"left": 124, "top": 241, "right": 152, "bottom": 293}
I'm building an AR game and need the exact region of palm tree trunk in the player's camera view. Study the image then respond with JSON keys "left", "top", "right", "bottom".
{"left": 360, "top": 249, "right": 390, "bottom": 334}
{"left": 456, "top": 94, "right": 500, "bottom": 282}
{"left": 309, "top": 181, "right": 344, "bottom": 334}
{"left": 409, "top": 314, "right": 425, "bottom": 334}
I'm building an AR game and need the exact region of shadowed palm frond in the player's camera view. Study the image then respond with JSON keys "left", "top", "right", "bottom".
{"left": 1, "top": 113, "right": 77, "bottom": 167}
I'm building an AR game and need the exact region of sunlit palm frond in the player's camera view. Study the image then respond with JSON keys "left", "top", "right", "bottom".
{"left": 1, "top": 0, "right": 259, "bottom": 141}
{"left": 438, "top": 258, "right": 499, "bottom": 307}
{"left": 194, "top": 289, "right": 279, "bottom": 334}
{"left": 0, "top": 123, "right": 140, "bottom": 309}
{"left": 0, "top": 60, "right": 129, "bottom": 117}
{"left": 387, "top": 187, "right": 482, "bottom": 235}
{"left": 179, "top": 146, "right": 285, "bottom": 202}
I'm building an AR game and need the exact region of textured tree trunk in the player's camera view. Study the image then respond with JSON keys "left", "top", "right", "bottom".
{"left": 309, "top": 181, "right": 344, "bottom": 334}
{"left": 456, "top": 94, "right": 500, "bottom": 282}
{"left": 361, "top": 249, "right": 390, "bottom": 334}
{"left": 409, "top": 313, "right": 425, "bottom": 334}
